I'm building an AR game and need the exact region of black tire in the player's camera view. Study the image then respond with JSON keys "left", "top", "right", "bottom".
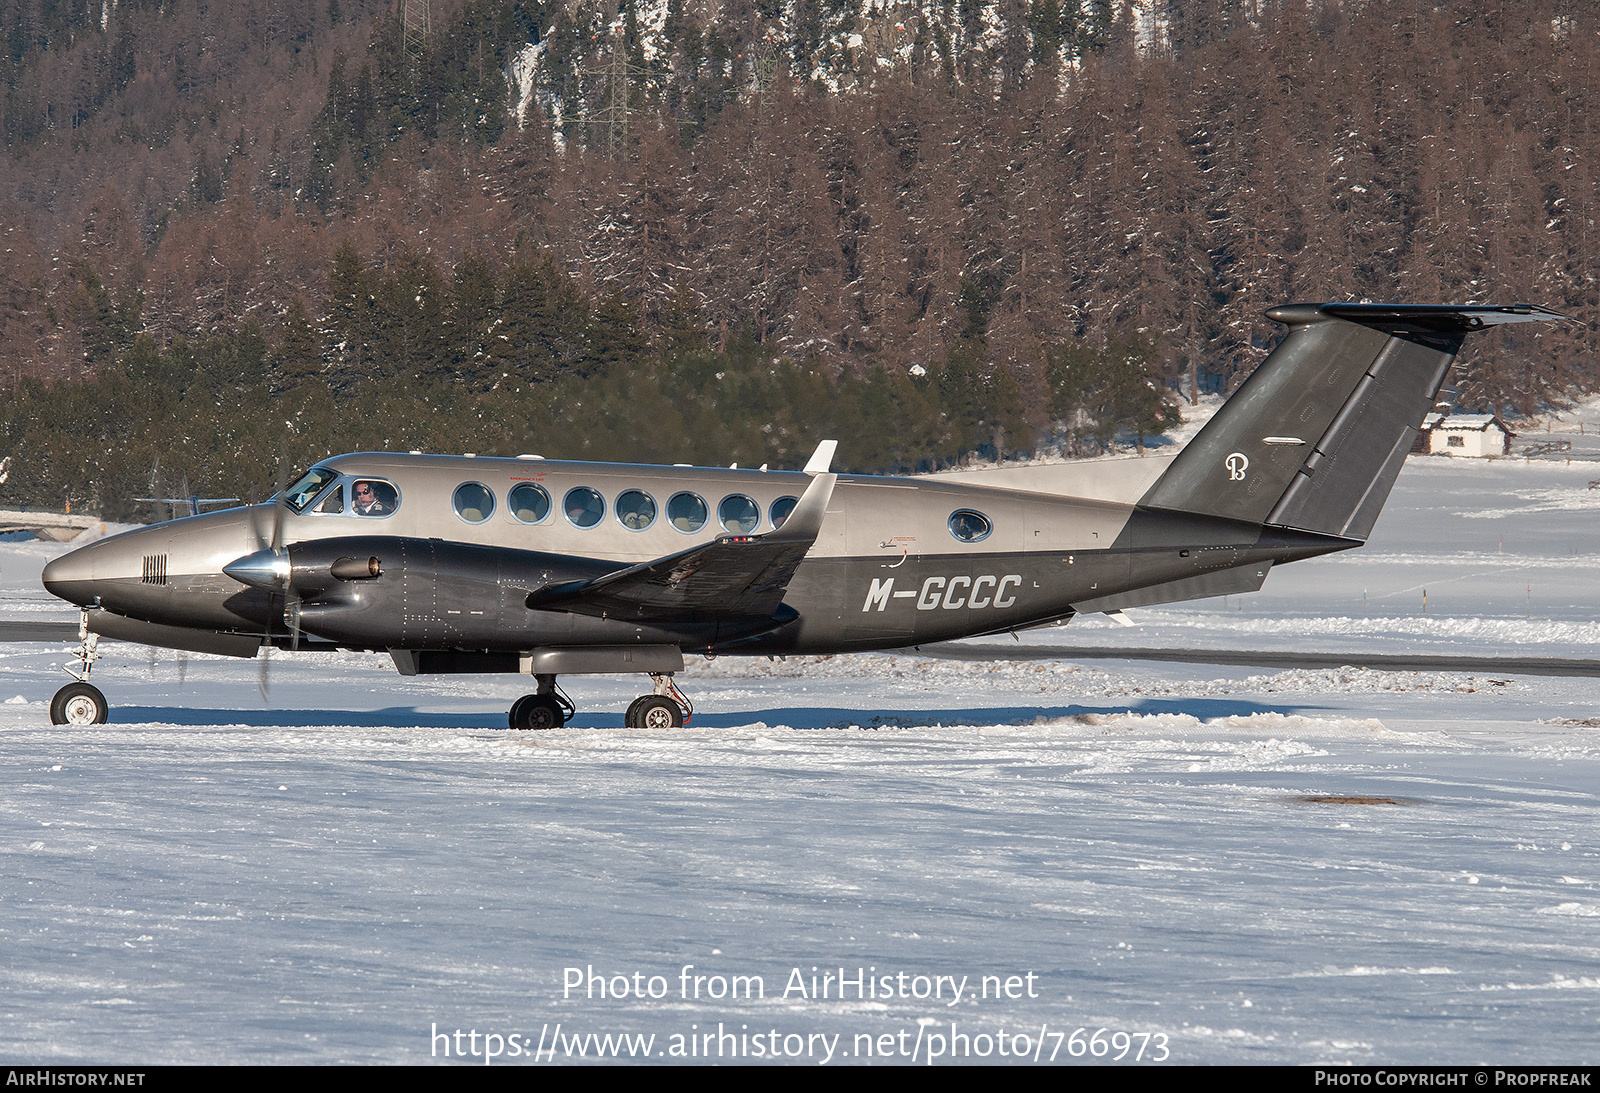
{"left": 623, "top": 695, "right": 652, "bottom": 728}
{"left": 511, "top": 695, "right": 564, "bottom": 731}
{"left": 629, "top": 695, "right": 683, "bottom": 729}
{"left": 50, "top": 682, "right": 108, "bottom": 726}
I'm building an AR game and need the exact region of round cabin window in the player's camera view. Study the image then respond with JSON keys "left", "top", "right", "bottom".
{"left": 667, "top": 492, "right": 708, "bottom": 533}
{"left": 453, "top": 482, "right": 496, "bottom": 524}
{"left": 563, "top": 487, "right": 605, "bottom": 529}
{"left": 719, "top": 494, "right": 760, "bottom": 534}
{"left": 615, "top": 489, "right": 658, "bottom": 531}
{"left": 770, "top": 496, "right": 799, "bottom": 528}
{"left": 509, "top": 483, "right": 551, "bottom": 524}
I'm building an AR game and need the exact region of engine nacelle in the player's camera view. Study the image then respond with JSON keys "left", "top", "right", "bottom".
{"left": 282, "top": 536, "right": 698, "bottom": 650}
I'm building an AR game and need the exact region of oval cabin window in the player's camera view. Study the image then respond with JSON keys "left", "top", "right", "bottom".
{"left": 948, "top": 509, "right": 992, "bottom": 543}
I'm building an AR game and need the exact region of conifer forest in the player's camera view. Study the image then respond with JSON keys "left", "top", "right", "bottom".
{"left": 0, "top": 0, "right": 1593, "bottom": 516}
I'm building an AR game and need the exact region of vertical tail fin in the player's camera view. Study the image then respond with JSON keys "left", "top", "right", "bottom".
{"left": 1139, "top": 303, "right": 1569, "bottom": 541}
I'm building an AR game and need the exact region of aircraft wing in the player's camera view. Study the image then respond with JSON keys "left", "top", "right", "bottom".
{"left": 527, "top": 473, "right": 837, "bottom": 623}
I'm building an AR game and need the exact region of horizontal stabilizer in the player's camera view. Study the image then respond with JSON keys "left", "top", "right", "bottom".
{"left": 1073, "top": 561, "right": 1274, "bottom": 613}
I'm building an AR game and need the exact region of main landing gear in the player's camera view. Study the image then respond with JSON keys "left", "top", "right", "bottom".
{"left": 505, "top": 673, "right": 693, "bottom": 730}
{"left": 624, "top": 674, "right": 694, "bottom": 729}
{"left": 50, "top": 611, "right": 108, "bottom": 726}
{"left": 508, "top": 674, "right": 575, "bottom": 730}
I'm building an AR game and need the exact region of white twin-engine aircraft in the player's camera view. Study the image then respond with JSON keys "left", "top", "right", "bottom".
{"left": 33, "top": 303, "right": 1566, "bottom": 728}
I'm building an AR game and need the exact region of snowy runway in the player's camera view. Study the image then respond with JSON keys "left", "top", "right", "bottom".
{"left": 1, "top": 456, "right": 1598, "bottom": 1063}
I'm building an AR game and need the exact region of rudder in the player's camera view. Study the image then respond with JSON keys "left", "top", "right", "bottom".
{"left": 1139, "top": 303, "right": 1568, "bottom": 541}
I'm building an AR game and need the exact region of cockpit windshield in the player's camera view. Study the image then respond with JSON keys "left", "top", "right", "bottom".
{"left": 282, "top": 466, "right": 340, "bottom": 513}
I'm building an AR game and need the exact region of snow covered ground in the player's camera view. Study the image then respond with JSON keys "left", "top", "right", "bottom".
{"left": 1, "top": 453, "right": 1598, "bottom": 1064}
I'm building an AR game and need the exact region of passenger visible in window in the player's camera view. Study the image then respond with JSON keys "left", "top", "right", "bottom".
{"left": 949, "top": 510, "right": 991, "bottom": 542}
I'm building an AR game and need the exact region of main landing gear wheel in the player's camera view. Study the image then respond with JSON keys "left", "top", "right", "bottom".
{"left": 624, "top": 672, "right": 692, "bottom": 729}
{"left": 625, "top": 695, "right": 683, "bottom": 729}
{"left": 509, "top": 675, "right": 574, "bottom": 730}
{"left": 509, "top": 694, "right": 565, "bottom": 730}
{"left": 51, "top": 682, "right": 108, "bottom": 726}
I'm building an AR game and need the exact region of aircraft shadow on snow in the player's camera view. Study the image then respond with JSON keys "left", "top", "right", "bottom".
{"left": 111, "top": 696, "right": 1330, "bottom": 730}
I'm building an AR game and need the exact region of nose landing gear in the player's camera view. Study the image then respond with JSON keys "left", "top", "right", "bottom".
{"left": 50, "top": 611, "right": 107, "bottom": 726}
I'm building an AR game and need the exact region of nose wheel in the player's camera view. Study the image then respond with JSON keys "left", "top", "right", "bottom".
{"left": 51, "top": 681, "right": 108, "bottom": 726}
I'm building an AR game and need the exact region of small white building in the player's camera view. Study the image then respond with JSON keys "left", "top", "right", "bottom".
{"left": 1419, "top": 411, "right": 1511, "bottom": 457}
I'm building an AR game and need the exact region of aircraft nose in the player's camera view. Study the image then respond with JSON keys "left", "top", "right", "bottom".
{"left": 41, "top": 544, "right": 99, "bottom": 606}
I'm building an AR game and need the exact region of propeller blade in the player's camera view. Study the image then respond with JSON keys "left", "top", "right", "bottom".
{"left": 241, "top": 451, "right": 298, "bottom": 669}
{"left": 270, "top": 450, "right": 292, "bottom": 554}
{"left": 249, "top": 449, "right": 294, "bottom": 553}
{"left": 272, "top": 458, "right": 296, "bottom": 649}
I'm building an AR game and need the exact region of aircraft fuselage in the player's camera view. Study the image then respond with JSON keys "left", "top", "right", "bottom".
{"left": 41, "top": 451, "right": 1342, "bottom": 659}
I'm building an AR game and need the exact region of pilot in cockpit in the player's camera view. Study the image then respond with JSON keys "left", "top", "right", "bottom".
{"left": 352, "top": 480, "right": 393, "bottom": 516}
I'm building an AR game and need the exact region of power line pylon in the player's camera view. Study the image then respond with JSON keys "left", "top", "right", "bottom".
{"left": 580, "top": 24, "right": 648, "bottom": 154}
{"left": 403, "top": 0, "right": 430, "bottom": 60}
